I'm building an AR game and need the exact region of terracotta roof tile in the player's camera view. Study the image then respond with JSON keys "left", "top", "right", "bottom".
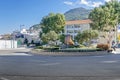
{"left": 66, "top": 19, "right": 92, "bottom": 25}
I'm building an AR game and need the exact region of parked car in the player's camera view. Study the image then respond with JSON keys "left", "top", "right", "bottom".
{"left": 112, "top": 43, "right": 120, "bottom": 54}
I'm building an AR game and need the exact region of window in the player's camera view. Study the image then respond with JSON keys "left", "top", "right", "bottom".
{"left": 67, "top": 30, "right": 74, "bottom": 33}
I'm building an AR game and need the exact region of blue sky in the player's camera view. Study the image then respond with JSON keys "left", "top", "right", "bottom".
{"left": 0, "top": 0, "right": 116, "bottom": 34}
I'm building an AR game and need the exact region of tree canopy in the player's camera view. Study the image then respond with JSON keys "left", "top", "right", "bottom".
{"left": 75, "top": 30, "right": 98, "bottom": 44}
{"left": 41, "top": 31, "right": 58, "bottom": 44}
{"left": 41, "top": 13, "right": 65, "bottom": 34}
{"left": 89, "top": 0, "right": 120, "bottom": 31}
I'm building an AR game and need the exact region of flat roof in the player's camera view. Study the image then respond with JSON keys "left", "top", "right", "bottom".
{"left": 66, "top": 19, "right": 92, "bottom": 25}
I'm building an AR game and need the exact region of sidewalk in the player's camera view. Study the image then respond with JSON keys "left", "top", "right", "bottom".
{"left": 0, "top": 47, "right": 31, "bottom": 54}
{"left": 0, "top": 47, "right": 27, "bottom": 50}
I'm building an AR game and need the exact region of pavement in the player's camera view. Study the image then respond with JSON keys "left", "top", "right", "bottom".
{"left": 0, "top": 48, "right": 120, "bottom": 80}
{"left": 0, "top": 52, "right": 120, "bottom": 80}
{"left": 0, "top": 48, "right": 31, "bottom": 54}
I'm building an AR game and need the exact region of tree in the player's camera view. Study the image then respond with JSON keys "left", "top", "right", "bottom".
{"left": 75, "top": 30, "right": 98, "bottom": 45}
{"left": 59, "top": 34, "right": 65, "bottom": 43}
{"left": 41, "top": 13, "right": 66, "bottom": 34}
{"left": 89, "top": 0, "right": 120, "bottom": 31}
{"left": 31, "top": 40, "right": 34, "bottom": 44}
{"left": 89, "top": 7, "right": 106, "bottom": 31}
{"left": 75, "top": 32, "right": 84, "bottom": 44}
{"left": 3, "top": 34, "right": 12, "bottom": 40}
{"left": 24, "top": 38, "right": 28, "bottom": 45}
{"left": 41, "top": 31, "right": 58, "bottom": 44}
{"left": 41, "top": 33, "right": 48, "bottom": 44}
{"left": 89, "top": 0, "right": 120, "bottom": 48}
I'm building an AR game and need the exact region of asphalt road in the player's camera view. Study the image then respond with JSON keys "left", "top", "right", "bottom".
{"left": 0, "top": 53, "right": 120, "bottom": 80}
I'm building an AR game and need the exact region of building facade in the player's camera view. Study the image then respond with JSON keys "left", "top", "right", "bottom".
{"left": 12, "top": 28, "right": 41, "bottom": 47}
{"left": 64, "top": 19, "right": 92, "bottom": 40}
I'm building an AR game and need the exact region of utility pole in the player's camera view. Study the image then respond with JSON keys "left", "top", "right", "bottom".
{"left": 20, "top": 25, "right": 24, "bottom": 31}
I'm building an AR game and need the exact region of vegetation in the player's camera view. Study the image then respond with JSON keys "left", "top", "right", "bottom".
{"left": 59, "top": 34, "right": 65, "bottom": 43}
{"left": 31, "top": 1, "right": 120, "bottom": 51}
{"left": 89, "top": 0, "right": 120, "bottom": 31}
{"left": 97, "top": 44, "right": 109, "bottom": 50}
{"left": 64, "top": 7, "right": 91, "bottom": 21}
{"left": 24, "top": 38, "right": 28, "bottom": 45}
{"left": 75, "top": 29, "right": 98, "bottom": 45}
{"left": 41, "top": 13, "right": 65, "bottom": 34}
{"left": 31, "top": 40, "right": 34, "bottom": 44}
{"left": 40, "top": 13, "right": 65, "bottom": 44}
{"left": 89, "top": 0, "right": 120, "bottom": 48}
{"left": 41, "top": 31, "right": 58, "bottom": 44}
{"left": 2, "top": 34, "right": 12, "bottom": 40}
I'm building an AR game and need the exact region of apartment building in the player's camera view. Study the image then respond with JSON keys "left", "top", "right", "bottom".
{"left": 64, "top": 19, "right": 92, "bottom": 40}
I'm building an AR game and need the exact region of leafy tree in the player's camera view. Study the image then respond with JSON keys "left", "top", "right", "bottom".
{"left": 89, "top": 0, "right": 120, "bottom": 47}
{"left": 41, "top": 33, "right": 48, "bottom": 44}
{"left": 31, "top": 40, "right": 34, "bottom": 44}
{"left": 24, "top": 38, "right": 28, "bottom": 45}
{"left": 3, "top": 34, "right": 12, "bottom": 40}
{"left": 59, "top": 34, "right": 65, "bottom": 43}
{"left": 89, "top": 7, "right": 106, "bottom": 31}
{"left": 89, "top": 0, "right": 120, "bottom": 31}
{"left": 46, "top": 31, "right": 58, "bottom": 41}
{"left": 75, "top": 32, "right": 84, "bottom": 44}
{"left": 75, "top": 30, "right": 98, "bottom": 44}
{"left": 41, "top": 31, "right": 58, "bottom": 44}
{"left": 41, "top": 13, "right": 65, "bottom": 34}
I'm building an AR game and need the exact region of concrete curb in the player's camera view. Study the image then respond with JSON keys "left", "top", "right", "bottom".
{"left": 30, "top": 49, "right": 112, "bottom": 56}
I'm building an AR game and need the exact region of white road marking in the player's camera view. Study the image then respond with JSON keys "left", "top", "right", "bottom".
{"left": 0, "top": 53, "right": 32, "bottom": 56}
{"left": 101, "top": 60, "right": 118, "bottom": 63}
{"left": 41, "top": 63, "right": 60, "bottom": 66}
{"left": 0, "top": 77, "right": 9, "bottom": 80}
{"left": 93, "top": 56, "right": 104, "bottom": 57}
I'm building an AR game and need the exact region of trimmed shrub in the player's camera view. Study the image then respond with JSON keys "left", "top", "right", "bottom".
{"left": 96, "top": 44, "right": 109, "bottom": 50}
{"left": 35, "top": 46, "right": 43, "bottom": 49}
{"left": 43, "top": 47, "right": 59, "bottom": 52}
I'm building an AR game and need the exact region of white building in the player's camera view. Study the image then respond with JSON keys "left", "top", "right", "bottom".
{"left": 64, "top": 19, "right": 92, "bottom": 40}
{"left": 12, "top": 28, "right": 41, "bottom": 45}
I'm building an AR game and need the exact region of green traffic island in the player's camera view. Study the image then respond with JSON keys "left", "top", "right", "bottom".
{"left": 57, "top": 48, "right": 103, "bottom": 52}
{"left": 36, "top": 47, "right": 105, "bottom": 52}
{"left": 33, "top": 45, "right": 112, "bottom": 55}
{"left": 35, "top": 46, "right": 107, "bottom": 52}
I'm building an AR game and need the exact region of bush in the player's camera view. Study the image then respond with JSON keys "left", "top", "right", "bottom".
{"left": 68, "top": 45, "right": 75, "bottom": 48}
{"left": 35, "top": 46, "right": 43, "bottom": 49}
{"left": 96, "top": 44, "right": 109, "bottom": 50}
{"left": 35, "top": 43, "right": 41, "bottom": 46}
{"left": 43, "top": 47, "right": 59, "bottom": 52}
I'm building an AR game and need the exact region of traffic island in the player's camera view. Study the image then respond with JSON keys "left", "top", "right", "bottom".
{"left": 30, "top": 48, "right": 112, "bottom": 56}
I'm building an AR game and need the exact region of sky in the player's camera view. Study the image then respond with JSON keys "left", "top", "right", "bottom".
{"left": 0, "top": 0, "right": 117, "bottom": 34}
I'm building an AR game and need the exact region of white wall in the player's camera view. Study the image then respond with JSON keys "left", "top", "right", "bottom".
{"left": 64, "top": 24, "right": 90, "bottom": 40}
{"left": 0, "top": 40, "right": 17, "bottom": 49}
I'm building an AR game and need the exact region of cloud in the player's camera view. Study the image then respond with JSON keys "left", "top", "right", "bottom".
{"left": 79, "top": 0, "right": 103, "bottom": 7}
{"left": 105, "top": 0, "right": 120, "bottom": 2}
{"left": 80, "top": 0, "right": 89, "bottom": 5}
{"left": 91, "top": 2, "right": 103, "bottom": 7}
{"left": 104, "top": 0, "right": 111, "bottom": 2}
{"left": 64, "top": 1, "right": 74, "bottom": 6}
{"left": 64, "top": 0, "right": 103, "bottom": 7}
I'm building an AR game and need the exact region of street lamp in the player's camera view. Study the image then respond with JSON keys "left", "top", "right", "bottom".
{"left": 20, "top": 25, "right": 24, "bottom": 31}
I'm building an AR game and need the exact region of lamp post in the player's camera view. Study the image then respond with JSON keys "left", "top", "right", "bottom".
{"left": 20, "top": 25, "right": 24, "bottom": 31}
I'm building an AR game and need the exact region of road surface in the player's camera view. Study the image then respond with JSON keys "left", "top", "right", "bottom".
{"left": 0, "top": 51, "right": 120, "bottom": 80}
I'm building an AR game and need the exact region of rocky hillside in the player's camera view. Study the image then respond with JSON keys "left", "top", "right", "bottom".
{"left": 64, "top": 7, "right": 91, "bottom": 21}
